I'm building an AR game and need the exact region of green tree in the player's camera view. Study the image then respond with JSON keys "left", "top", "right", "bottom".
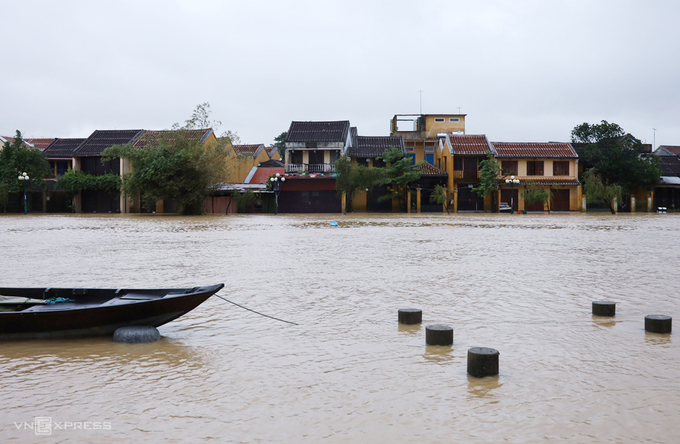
{"left": 274, "top": 132, "right": 288, "bottom": 158}
{"left": 581, "top": 168, "right": 622, "bottom": 214}
{"left": 175, "top": 102, "right": 241, "bottom": 145}
{"left": 429, "top": 184, "right": 448, "bottom": 213}
{"left": 334, "top": 155, "right": 384, "bottom": 213}
{"left": 571, "top": 120, "right": 661, "bottom": 195}
{"left": 375, "top": 147, "right": 425, "bottom": 207}
{"left": 523, "top": 187, "right": 552, "bottom": 212}
{"left": 0, "top": 130, "right": 51, "bottom": 212}
{"left": 472, "top": 156, "right": 504, "bottom": 212}
{"left": 103, "top": 129, "right": 230, "bottom": 215}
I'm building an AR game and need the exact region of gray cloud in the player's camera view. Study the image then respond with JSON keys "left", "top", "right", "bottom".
{"left": 2, "top": 0, "right": 679, "bottom": 147}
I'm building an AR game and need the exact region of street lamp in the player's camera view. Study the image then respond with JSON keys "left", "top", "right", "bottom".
{"left": 504, "top": 175, "right": 520, "bottom": 213}
{"left": 18, "top": 172, "right": 29, "bottom": 215}
{"left": 270, "top": 173, "right": 286, "bottom": 215}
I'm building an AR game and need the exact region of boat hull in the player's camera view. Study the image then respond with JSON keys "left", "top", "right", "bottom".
{"left": 0, "top": 284, "right": 224, "bottom": 340}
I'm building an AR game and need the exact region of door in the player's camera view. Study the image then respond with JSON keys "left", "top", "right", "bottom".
{"left": 552, "top": 189, "right": 570, "bottom": 211}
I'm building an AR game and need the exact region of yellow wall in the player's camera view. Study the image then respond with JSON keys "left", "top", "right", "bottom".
{"left": 423, "top": 115, "right": 465, "bottom": 138}
{"left": 224, "top": 144, "right": 269, "bottom": 183}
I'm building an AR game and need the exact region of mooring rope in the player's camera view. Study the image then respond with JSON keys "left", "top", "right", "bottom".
{"left": 213, "top": 294, "right": 299, "bottom": 325}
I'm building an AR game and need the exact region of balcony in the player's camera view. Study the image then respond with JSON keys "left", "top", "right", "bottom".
{"left": 453, "top": 170, "right": 480, "bottom": 179}
{"left": 286, "top": 163, "right": 336, "bottom": 174}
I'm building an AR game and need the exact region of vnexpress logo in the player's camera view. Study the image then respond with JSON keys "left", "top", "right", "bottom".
{"left": 14, "top": 416, "right": 112, "bottom": 435}
{"left": 34, "top": 417, "right": 52, "bottom": 436}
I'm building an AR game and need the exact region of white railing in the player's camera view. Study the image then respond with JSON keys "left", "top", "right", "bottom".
{"left": 286, "top": 164, "right": 336, "bottom": 174}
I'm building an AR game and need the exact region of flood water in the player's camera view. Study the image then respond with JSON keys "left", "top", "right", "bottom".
{"left": 1, "top": 213, "right": 679, "bottom": 443}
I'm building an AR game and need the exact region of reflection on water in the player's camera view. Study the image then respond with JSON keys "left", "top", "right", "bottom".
{"left": 1, "top": 213, "right": 679, "bottom": 443}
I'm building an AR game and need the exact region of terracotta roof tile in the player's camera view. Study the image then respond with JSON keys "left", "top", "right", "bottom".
{"left": 25, "top": 138, "right": 56, "bottom": 150}
{"left": 415, "top": 163, "right": 447, "bottom": 176}
{"left": 233, "top": 144, "right": 264, "bottom": 157}
{"left": 448, "top": 134, "right": 494, "bottom": 155}
{"left": 492, "top": 142, "right": 577, "bottom": 158}
{"left": 249, "top": 166, "right": 285, "bottom": 184}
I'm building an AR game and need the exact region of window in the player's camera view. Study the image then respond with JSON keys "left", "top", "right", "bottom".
{"left": 526, "top": 161, "right": 544, "bottom": 176}
{"left": 454, "top": 157, "right": 463, "bottom": 171}
{"left": 449, "top": 118, "right": 460, "bottom": 122}
{"left": 553, "top": 161, "right": 569, "bottom": 176}
{"left": 502, "top": 161, "right": 518, "bottom": 175}
{"left": 405, "top": 146, "right": 414, "bottom": 152}
{"left": 425, "top": 146, "right": 435, "bottom": 153}
{"left": 434, "top": 118, "right": 445, "bottom": 123}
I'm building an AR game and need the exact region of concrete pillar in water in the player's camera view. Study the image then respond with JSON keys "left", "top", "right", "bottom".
{"left": 398, "top": 308, "right": 422, "bottom": 325}
{"left": 593, "top": 301, "right": 616, "bottom": 317}
{"left": 416, "top": 187, "right": 422, "bottom": 214}
{"left": 425, "top": 325, "right": 453, "bottom": 345}
{"left": 631, "top": 196, "right": 636, "bottom": 213}
{"left": 645, "top": 315, "right": 672, "bottom": 334}
{"left": 468, "top": 347, "right": 499, "bottom": 377}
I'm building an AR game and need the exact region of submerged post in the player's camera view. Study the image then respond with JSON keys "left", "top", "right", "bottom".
{"left": 398, "top": 308, "right": 422, "bottom": 325}
{"left": 593, "top": 301, "right": 616, "bottom": 317}
{"left": 425, "top": 325, "right": 453, "bottom": 345}
{"left": 468, "top": 347, "right": 499, "bottom": 378}
{"left": 645, "top": 315, "right": 672, "bottom": 334}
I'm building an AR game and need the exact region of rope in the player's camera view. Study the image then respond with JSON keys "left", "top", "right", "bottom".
{"left": 213, "top": 294, "right": 299, "bottom": 325}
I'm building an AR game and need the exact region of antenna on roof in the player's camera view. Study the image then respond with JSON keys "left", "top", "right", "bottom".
{"left": 419, "top": 90, "right": 423, "bottom": 114}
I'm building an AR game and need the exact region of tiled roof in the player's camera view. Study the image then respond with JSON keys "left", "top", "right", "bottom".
{"left": 259, "top": 159, "right": 285, "bottom": 167}
{"left": 492, "top": 142, "right": 577, "bottom": 158}
{"left": 349, "top": 136, "right": 405, "bottom": 157}
{"left": 658, "top": 156, "right": 680, "bottom": 177}
{"left": 25, "top": 138, "right": 56, "bottom": 150}
{"left": 266, "top": 146, "right": 280, "bottom": 159}
{"left": 286, "top": 121, "right": 350, "bottom": 143}
{"left": 415, "top": 163, "right": 447, "bottom": 176}
{"left": 656, "top": 145, "right": 680, "bottom": 157}
{"left": 43, "top": 138, "right": 87, "bottom": 158}
{"left": 1, "top": 136, "right": 33, "bottom": 148}
{"left": 249, "top": 167, "right": 285, "bottom": 184}
{"left": 510, "top": 177, "right": 580, "bottom": 186}
{"left": 133, "top": 129, "right": 212, "bottom": 147}
{"left": 74, "top": 129, "right": 144, "bottom": 156}
{"left": 448, "top": 134, "right": 494, "bottom": 155}
{"left": 233, "top": 144, "right": 264, "bottom": 157}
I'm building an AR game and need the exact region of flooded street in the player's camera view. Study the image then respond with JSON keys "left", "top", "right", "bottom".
{"left": 1, "top": 213, "right": 679, "bottom": 443}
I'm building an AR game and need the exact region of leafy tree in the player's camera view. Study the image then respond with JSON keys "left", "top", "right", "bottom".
{"left": 56, "top": 170, "right": 121, "bottom": 195}
{"left": 429, "top": 184, "right": 449, "bottom": 213}
{"left": 571, "top": 120, "right": 660, "bottom": 195}
{"left": 374, "top": 147, "right": 424, "bottom": 206}
{"left": 175, "top": 102, "right": 241, "bottom": 145}
{"left": 523, "top": 188, "right": 552, "bottom": 212}
{"left": 472, "top": 155, "right": 504, "bottom": 212}
{"left": 274, "top": 132, "right": 288, "bottom": 158}
{"left": 0, "top": 130, "right": 51, "bottom": 211}
{"left": 103, "top": 129, "right": 230, "bottom": 215}
{"left": 582, "top": 168, "right": 622, "bottom": 214}
{"left": 334, "top": 155, "right": 384, "bottom": 213}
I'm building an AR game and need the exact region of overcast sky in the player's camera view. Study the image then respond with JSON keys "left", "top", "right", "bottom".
{"left": 2, "top": 0, "right": 679, "bottom": 148}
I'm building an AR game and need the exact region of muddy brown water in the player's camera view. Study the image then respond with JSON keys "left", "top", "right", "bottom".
{"left": 1, "top": 213, "right": 679, "bottom": 443}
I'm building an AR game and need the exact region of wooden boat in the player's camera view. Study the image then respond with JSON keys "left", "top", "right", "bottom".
{"left": 0, "top": 284, "right": 224, "bottom": 340}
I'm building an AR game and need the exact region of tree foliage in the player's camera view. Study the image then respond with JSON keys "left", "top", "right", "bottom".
{"left": 56, "top": 170, "right": 121, "bottom": 195}
{"left": 274, "top": 132, "right": 288, "bottom": 158}
{"left": 571, "top": 120, "right": 660, "bottom": 194}
{"left": 375, "top": 147, "right": 424, "bottom": 203}
{"left": 582, "top": 168, "right": 622, "bottom": 214}
{"left": 334, "top": 155, "right": 384, "bottom": 212}
{"left": 103, "top": 127, "right": 230, "bottom": 215}
{"left": 175, "top": 102, "right": 241, "bottom": 145}
{"left": 0, "top": 130, "right": 52, "bottom": 210}
{"left": 471, "top": 156, "right": 504, "bottom": 212}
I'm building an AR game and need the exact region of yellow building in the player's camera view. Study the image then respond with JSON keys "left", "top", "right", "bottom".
{"left": 225, "top": 144, "right": 272, "bottom": 183}
{"left": 390, "top": 113, "right": 466, "bottom": 166}
{"left": 491, "top": 142, "right": 581, "bottom": 212}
